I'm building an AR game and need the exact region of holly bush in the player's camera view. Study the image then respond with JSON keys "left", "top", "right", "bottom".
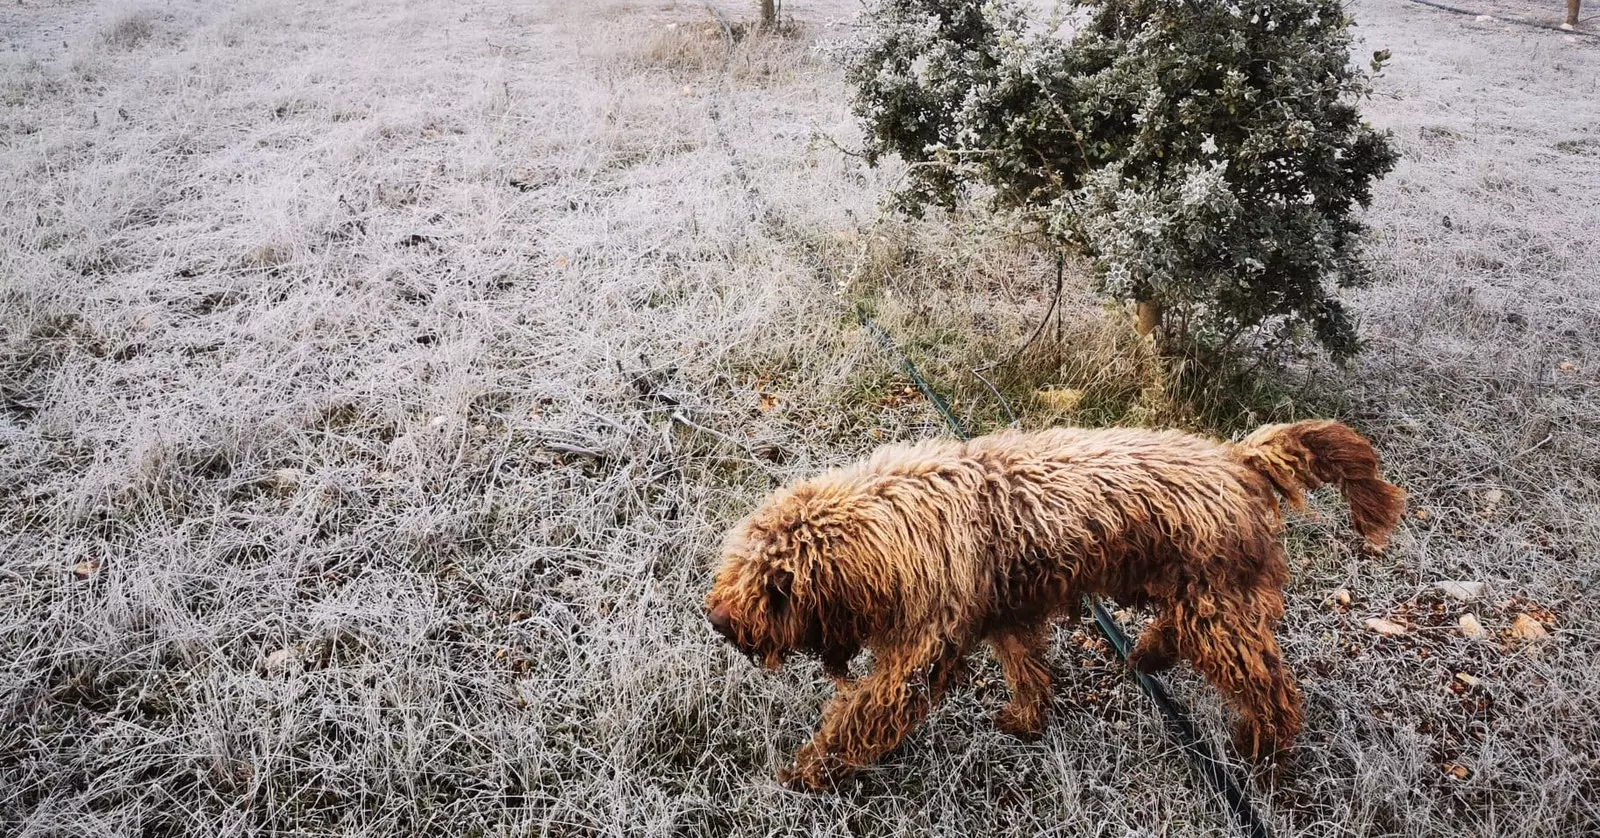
{"left": 844, "top": 0, "right": 1398, "bottom": 357}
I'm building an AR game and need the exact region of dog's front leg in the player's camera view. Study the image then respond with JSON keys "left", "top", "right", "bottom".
{"left": 820, "top": 642, "right": 860, "bottom": 687}
{"left": 779, "top": 640, "right": 959, "bottom": 792}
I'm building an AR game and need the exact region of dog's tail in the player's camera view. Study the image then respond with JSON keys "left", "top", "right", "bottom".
{"left": 1232, "top": 420, "right": 1406, "bottom": 548}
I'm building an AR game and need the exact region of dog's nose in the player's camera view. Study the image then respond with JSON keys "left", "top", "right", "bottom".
{"left": 707, "top": 603, "right": 733, "bottom": 637}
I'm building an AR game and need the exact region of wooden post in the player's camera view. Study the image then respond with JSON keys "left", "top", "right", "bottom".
{"left": 1135, "top": 301, "right": 1162, "bottom": 338}
{"left": 760, "top": 0, "right": 776, "bottom": 28}
{"left": 1568, "top": 0, "right": 1581, "bottom": 28}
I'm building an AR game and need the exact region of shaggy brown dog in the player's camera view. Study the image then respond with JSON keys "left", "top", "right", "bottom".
{"left": 705, "top": 420, "right": 1404, "bottom": 791}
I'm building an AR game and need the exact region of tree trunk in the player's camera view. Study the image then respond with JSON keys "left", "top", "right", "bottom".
{"left": 759, "top": 0, "right": 776, "bottom": 28}
{"left": 1135, "top": 301, "right": 1162, "bottom": 339}
{"left": 1568, "top": 0, "right": 1581, "bottom": 28}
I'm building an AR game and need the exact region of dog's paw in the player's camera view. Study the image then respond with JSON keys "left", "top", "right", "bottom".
{"left": 1128, "top": 647, "right": 1176, "bottom": 675}
{"left": 995, "top": 702, "right": 1046, "bottom": 740}
{"left": 1251, "top": 749, "right": 1294, "bottom": 790}
{"left": 776, "top": 764, "right": 831, "bottom": 793}
{"left": 1231, "top": 722, "right": 1294, "bottom": 766}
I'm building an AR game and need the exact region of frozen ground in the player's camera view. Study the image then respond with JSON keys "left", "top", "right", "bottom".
{"left": 1, "top": 0, "right": 1597, "bottom": 835}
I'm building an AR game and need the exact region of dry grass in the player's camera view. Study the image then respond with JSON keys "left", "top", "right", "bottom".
{"left": 1, "top": 0, "right": 1597, "bottom": 835}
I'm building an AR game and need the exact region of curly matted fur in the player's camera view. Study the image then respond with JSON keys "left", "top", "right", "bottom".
{"left": 705, "top": 420, "right": 1404, "bottom": 791}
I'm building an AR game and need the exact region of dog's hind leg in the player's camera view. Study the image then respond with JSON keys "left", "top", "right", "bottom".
{"left": 779, "top": 637, "right": 963, "bottom": 791}
{"left": 1173, "top": 590, "right": 1303, "bottom": 762}
{"left": 989, "top": 622, "right": 1052, "bottom": 739}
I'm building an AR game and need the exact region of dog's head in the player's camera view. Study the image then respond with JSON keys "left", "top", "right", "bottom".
{"left": 704, "top": 481, "right": 884, "bottom": 671}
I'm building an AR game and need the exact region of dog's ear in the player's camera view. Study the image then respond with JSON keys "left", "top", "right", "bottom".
{"left": 764, "top": 568, "right": 794, "bottom": 615}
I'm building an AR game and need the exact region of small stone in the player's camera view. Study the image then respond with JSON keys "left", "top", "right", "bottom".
{"left": 1365, "top": 617, "right": 1408, "bottom": 636}
{"left": 1436, "top": 581, "right": 1486, "bottom": 601}
{"left": 1458, "top": 613, "right": 1486, "bottom": 639}
{"left": 1329, "top": 588, "right": 1352, "bottom": 607}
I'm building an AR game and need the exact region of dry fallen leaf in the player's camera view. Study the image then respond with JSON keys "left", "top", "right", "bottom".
{"left": 1478, "top": 489, "right": 1505, "bottom": 516}
{"left": 1444, "top": 763, "right": 1472, "bottom": 780}
{"left": 1414, "top": 509, "right": 1431, "bottom": 521}
{"left": 268, "top": 467, "right": 303, "bottom": 493}
{"left": 1329, "top": 588, "right": 1352, "bottom": 607}
{"left": 72, "top": 560, "right": 101, "bottom": 580}
{"left": 1557, "top": 361, "right": 1575, "bottom": 372}
{"left": 263, "top": 648, "right": 293, "bottom": 673}
{"left": 757, "top": 393, "right": 780, "bottom": 413}
{"left": 1510, "top": 613, "right": 1550, "bottom": 642}
{"left": 1436, "top": 580, "right": 1486, "bottom": 601}
{"left": 1034, "top": 388, "right": 1085, "bottom": 412}
{"left": 1458, "top": 613, "right": 1486, "bottom": 639}
{"left": 1365, "top": 617, "right": 1408, "bottom": 636}
{"left": 1454, "top": 672, "right": 1481, "bottom": 689}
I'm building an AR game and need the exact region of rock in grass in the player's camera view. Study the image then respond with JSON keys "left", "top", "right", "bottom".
{"left": 1458, "top": 613, "right": 1487, "bottom": 639}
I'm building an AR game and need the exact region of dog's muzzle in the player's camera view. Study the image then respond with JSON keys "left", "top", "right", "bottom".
{"left": 708, "top": 602, "right": 781, "bottom": 668}
{"left": 707, "top": 603, "right": 736, "bottom": 643}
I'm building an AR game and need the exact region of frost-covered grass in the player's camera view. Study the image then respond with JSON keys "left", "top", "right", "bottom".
{"left": 2, "top": 1, "right": 1597, "bottom": 835}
